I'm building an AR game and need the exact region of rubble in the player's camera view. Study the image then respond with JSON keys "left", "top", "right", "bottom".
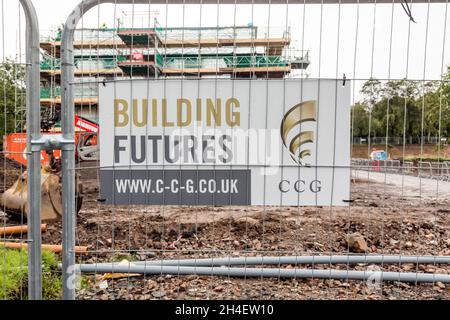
{"left": 2, "top": 160, "right": 449, "bottom": 300}
{"left": 347, "top": 233, "right": 370, "bottom": 253}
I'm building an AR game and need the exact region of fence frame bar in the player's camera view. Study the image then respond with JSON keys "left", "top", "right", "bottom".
{"left": 19, "top": 0, "right": 42, "bottom": 300}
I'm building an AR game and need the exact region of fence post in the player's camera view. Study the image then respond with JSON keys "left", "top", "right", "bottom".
{"left": 19, "top": 0, "right": 42, "bottom": 300}
{"left": 60, "top": 0, "right": 204, "bottom": 301}
{"left": 61, "top": 0, "right": 121, "bottom": 301}
{"left": 60, "top": 3, "right": 79, "bottom": 301}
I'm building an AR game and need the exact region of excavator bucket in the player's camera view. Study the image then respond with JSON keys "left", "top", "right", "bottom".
{"left": 0, "top": 167, "right": 83, "bottom": 222}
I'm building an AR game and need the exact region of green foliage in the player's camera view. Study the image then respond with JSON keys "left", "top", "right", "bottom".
{"left": 0, "top": 59, "right": 26, "bottom": 141}
{"left": 0, "top": 248, "right": 62, "bottom": 300}
{"left": 352, "top": 68, "right": 450, "bottom": 141}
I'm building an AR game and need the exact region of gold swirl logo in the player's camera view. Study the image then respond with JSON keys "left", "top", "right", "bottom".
{"left": 280, "top": 100, "right": 317, "bottom": 165}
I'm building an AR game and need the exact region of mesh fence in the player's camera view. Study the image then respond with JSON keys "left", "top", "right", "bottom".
{"left": 2, "top": 0, "right": 450, "bottom": 300}
{"left": 1, "top": 0, "right": 33, "bottom": 301}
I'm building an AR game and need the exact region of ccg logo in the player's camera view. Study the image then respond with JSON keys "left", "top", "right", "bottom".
{"left": 280, "top": 100, "right": 317, "bottom": 165}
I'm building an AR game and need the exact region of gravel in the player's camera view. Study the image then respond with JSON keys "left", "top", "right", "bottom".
{"left": 1, "top": 163, "right": 449, "bottom": 300}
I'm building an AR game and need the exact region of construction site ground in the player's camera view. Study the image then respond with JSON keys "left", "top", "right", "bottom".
{"left": 1, "top": 154, "right": 449, "bottom": 300}
{"left": 352, "top": 144, "right": 450, "bottom": 159}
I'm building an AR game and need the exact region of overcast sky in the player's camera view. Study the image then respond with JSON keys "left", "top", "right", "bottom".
{"left": 2, "top": 1, "right": 449, "bottom": 101}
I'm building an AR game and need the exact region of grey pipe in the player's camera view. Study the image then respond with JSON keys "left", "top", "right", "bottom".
{"left": 129, "top": 255, "right": 450, "bottom": 267}
{"left": 19, "top": 0, "right": 42, "bottom": 301}
{"left": 61, "top": 254, "right": 450, "bottom": 269}
{"left": 85, "top": 255, "right": 450, "bottom": 269}
{"left": 75, "top": 264, "right": 450, "bottom": 284}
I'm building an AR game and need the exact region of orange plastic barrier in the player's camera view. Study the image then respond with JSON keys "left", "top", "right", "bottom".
{"left": 0, "top": 242, "right": 88, "bottom": 254}
{"left": 3, "top": 133, "right": 61, "bottom": 167}
{"left": 0, "top": 224, "right": 47, "bottom": 236}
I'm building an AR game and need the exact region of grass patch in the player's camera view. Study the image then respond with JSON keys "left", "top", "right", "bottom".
{"left": 0, "top": 248, "right": 62, "bottom": 300}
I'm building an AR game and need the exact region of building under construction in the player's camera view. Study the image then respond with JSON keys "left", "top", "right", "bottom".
{"left": 2, "top": 15, "right": 310, "bottom": 167}
{"left": 39, "top": 19, "right": 310, "bottom": 127}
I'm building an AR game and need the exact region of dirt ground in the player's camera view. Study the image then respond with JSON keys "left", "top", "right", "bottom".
{"left": 0, "top": 155, "right": 25, "bottom": 194}
{"left": 1, "top": 156, "right": 449, "bottom": 300}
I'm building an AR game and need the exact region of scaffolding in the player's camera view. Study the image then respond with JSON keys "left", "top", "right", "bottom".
{"left": 38, "top": 18, "right": 310, "bottom": 127}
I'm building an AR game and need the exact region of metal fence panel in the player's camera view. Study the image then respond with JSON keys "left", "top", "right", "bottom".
{"left": 60, "top": 0, "right": 450, "bottom": 300}
{"left": 2, "top": 0, "right": 450, "bottom": 301}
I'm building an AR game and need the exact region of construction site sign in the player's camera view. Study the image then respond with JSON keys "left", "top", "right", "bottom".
{"left": 99, "top": 79, "right": 350, "bottom": 206}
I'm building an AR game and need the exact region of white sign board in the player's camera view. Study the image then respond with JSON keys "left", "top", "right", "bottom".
{"left": 99, "top": 79, "right": 350, "bottom": 206}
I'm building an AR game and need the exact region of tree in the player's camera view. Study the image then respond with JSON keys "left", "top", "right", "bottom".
{"left": 0, "top": 59, "right": 26, "bottom": 142}
{"left": 352, "top": 70, "right": 450, "bottom": 144}
{"left": 421, "top": 75, "right": 450, "bottom": 139}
